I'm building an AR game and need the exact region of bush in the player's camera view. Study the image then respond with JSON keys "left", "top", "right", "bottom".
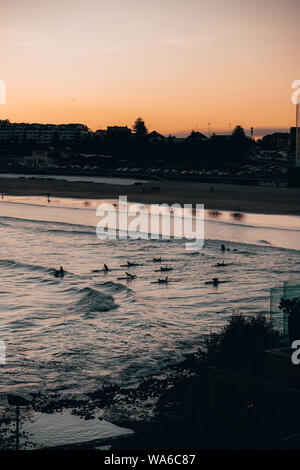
{"left": 205, "top": 313, "right": 277, "bottom": 373}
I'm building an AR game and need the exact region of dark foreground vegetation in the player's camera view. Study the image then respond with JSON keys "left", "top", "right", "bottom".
{"left": 3, "top": 311, "right": 300, "bottom": 450}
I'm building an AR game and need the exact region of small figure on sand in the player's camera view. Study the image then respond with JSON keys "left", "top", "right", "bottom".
{"left": 47, "top": 193, "right": 51, "bottom": 203}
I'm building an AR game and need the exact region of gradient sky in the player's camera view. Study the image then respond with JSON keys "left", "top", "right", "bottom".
{"left": 1, "top": 0, "right": 300, "bottom": 137}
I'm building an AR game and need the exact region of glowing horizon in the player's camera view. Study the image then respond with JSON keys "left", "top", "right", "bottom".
{"left": 1, "top": 0, "right": 300, "bottom": 137}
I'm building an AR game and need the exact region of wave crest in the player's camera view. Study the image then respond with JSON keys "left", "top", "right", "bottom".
{"left": 72, "top": 286, "right": 117, "bottom": 314}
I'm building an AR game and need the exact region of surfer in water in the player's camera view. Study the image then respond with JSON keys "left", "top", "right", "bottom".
{"left": 103, "top": 264, "right": 109, "bottom": 272}
{"left": 55, "top": 266, "right": 64, "bottom": 278}
{"left": 158, "top": 276, "right": 168, "bottom": 284}
{"left": 153, "top": 257, "right": 162, "bottom": 262}
{"left": 213, "top": 277, "right": 219, "bottom": 286}
{"left": 125, "top": 272, "right": 136, "bottom": 279}
{"left": 159, "top": 266, "right": 172, "bottom": 272}
{"left": 127, "top": 261, "right": 136, "bottom": 267}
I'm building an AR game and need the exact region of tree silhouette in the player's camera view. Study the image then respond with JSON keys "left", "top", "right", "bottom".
{"left": 132, "top": 117, "right": 148, "bottom": 160}
{"left": 133, "top": 117, "right": 148, "bottom": 137}
{"left": 230, "top": 125, "right": 250, "bottom": 164}
{"left": 232, "top": 125, "right": 247, "bottom": 140}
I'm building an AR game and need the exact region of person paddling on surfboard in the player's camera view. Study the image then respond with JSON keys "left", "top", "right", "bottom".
{"left": 160, "top": 265, "right": 173, "bottom": 272}
{"left": 126, "top": 272, "right": 136, "bottom": 279}
{"left": 158, "top": 276, "right": 168, "bottom": 284}
{"left": 103, "top": 264, "right": 109, "bottom": 272}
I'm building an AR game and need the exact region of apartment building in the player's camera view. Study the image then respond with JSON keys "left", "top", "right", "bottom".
{"left": 0, "top": 122, "right": 90, "bottom": 143}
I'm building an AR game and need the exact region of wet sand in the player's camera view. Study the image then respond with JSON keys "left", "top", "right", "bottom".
{"left": 1, "top": 175, "right": 300, "bottom": 216}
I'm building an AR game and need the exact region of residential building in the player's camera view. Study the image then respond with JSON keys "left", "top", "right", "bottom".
{"left": 0, "top": 122, "right": 90, "bottom": 143}
{"left": 148, "top": 131, "right": 166, "bottom": 143}
{"left": 290, "top": 127, "right": 300, "bottom": 166}
{"left": 262, "top": 132, "right": 290, "bottom": 151}
{"left": 24, "top": 147, "right": 53, "bottom": 167}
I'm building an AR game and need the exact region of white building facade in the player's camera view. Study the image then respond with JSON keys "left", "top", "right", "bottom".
{"left": 0, "top": 122, "right": 90, "bottom": 143}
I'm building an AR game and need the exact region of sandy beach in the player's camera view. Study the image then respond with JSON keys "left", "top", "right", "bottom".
{"left": 0, "top": 175, "right": 299, "bottom": 216}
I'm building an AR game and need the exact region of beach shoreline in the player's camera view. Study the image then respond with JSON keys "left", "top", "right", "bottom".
{"left": 1, "top": 175, "right": 300, "bottom": 216}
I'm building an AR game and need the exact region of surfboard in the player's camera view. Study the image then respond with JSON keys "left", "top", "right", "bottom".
{"left": 120, "top": 264, "right": 143, "bottom": 267}
{"left": 205, "top": 280, "right": 228, "bottom": 285}
{"left": 154, "top": 268, "right": 173, "bottom": 272}
{"left": 117, "top": 276, "right": 137, "bottom": 280}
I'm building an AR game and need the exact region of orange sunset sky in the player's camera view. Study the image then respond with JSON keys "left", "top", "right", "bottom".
{"left": 1, "top": 0, "right": 300, "bottom": 137}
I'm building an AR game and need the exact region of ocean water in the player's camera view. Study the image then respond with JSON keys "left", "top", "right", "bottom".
{"left": 0, "top": 196, "right": 300, "bottom": 400}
